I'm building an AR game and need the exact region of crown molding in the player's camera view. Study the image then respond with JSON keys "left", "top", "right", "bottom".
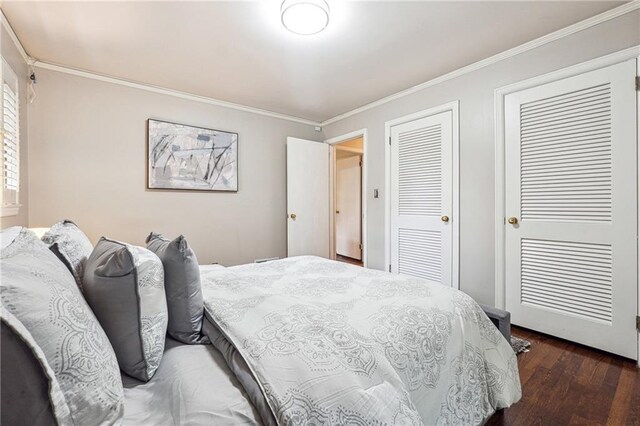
{"left": 32, "top": 61, "right": 321, "bottom": 126}
{"left": 1, "top": 10, "right": 31, "bottom": 64}
{"left": 3, "top": 2, "right": 638, "bottom": 127}
{"left": 321, "top": 0, "right": 640, "bottom": 126}
{"left": 1, "top": 10, "right": 320, "bottom": 126}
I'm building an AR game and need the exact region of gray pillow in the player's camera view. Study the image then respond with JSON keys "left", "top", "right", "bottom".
{"left": 1, "top": 306, "right": 72, "bottom": 426}
{"left": 42, "top": 220, "right": 94, "bottom": 291}
{"left": 146, "top": 232, "right": 208, "bottom": 344}
{"left": 83, "top": 237, "right": 168, "bottom": 382}
{"left": 0, "top": 228, "right": 124, "bottom": 425}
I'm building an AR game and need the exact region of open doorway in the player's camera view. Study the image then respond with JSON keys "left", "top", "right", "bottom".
{"left": 328, "top": 133, "right": 366, "bottom": 267}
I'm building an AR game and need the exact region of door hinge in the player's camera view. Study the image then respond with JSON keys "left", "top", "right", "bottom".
{"left": 388, "top": 136, "right": 391, "bottom": 145}
{"left": 359, "top": 160, "right": 363, "bottom": 167}
{"left": 388, "top": 264, "right": 391, "bottom": 272}
{"left": 358, "top": 243, "right": 363, "bottom": 250}
{"left": 637, "top": 315, "right": 640, "bottom": 332}
{"left": 636, "top": 76, "right": 640, "bottom": 91}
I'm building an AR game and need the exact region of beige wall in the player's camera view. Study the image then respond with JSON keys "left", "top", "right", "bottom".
{"left": 323, "top": 11, "right": 640, "bottom": 305}
{"left": 335, "top": 137, "right": 363, "bottom": 159}
{"left": 1, "top": 24, "right": 29, "bottom": 228}
{"left": 337, "top": 136, "right": 363, "bottom": 151}
{"left": 27, "top": 69, "right": 320, "bottom": 265}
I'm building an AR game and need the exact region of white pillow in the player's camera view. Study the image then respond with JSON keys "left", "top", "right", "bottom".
{"left": 0, "top": 226, "right": 22, "bottom": 249}
{"left": 1, "top": 228, "right": 124, "bottom": 424}
{"left": 42, "top": 220, "right": 94, "bottom": 291}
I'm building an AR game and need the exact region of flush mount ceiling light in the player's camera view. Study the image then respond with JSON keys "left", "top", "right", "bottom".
{"left": 281, "top": 0, "right": 330, "bottom": 35}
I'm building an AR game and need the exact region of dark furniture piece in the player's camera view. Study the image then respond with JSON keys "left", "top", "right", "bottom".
{"left": 480, "top": 304, "right": 511, "bottom": 342}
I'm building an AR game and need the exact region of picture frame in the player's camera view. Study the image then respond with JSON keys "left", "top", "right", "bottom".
{"left": 147, "top": 119, "right": 238, "bottom": 192}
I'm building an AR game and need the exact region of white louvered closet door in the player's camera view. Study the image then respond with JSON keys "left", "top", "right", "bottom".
{"left": 505, "top": 59, "right": 637, "bottom": 359}
{"left": 391, "top": 111, "right": 452, "bottom": 286}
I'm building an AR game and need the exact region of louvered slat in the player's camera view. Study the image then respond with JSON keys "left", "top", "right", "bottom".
{"left": 398, "top": 228, "right": 441, "bottom": 281}
{"left": 520, "top": 83, "right": 612, "bottom": 222}
{"left": 3, "top": 82, "right": 19, "bottom": 191}
{"left": 521, "top": 238, "right": 612, "bottom": 323}
{"left": 398, "top": 124, "right": 441, "bottom": 216}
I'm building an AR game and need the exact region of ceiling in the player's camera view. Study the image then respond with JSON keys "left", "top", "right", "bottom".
{"left": 2, "top": 1, "right": 627, "bottom": 122}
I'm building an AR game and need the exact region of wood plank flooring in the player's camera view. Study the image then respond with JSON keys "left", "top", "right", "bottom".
{"left": 336, "top": 254, "right": 363, "bottom": 267}
{"left": 487, "top": 327, "right": 640, "bottom": 426}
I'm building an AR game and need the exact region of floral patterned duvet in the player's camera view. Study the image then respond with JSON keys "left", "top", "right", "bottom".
{"left": 200, "top": 256, "right": 521, "bottom": 425}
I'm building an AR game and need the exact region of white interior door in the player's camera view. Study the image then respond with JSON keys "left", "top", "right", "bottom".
{"left": 287, "top": 137, "right": 330, "bottom": 258}
{"left": 390, "top": 111, "right": 453, "bottom": 285}
{"left": 505, "top": 59, "right": 637, "bottom": 359}
{"left": 336, "top": 154, "right": 362, "bottom": 260}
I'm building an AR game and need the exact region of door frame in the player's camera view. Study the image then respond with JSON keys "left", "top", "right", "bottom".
{"left": 325, "top": 129, "right": 368, "bottom": 267}
{"left": 494, "top": 47, "right": 640, "bottom": 363}
{"left": 384, "top": 101, "right": 460, "bottom": 288}
{"left": 636, "top": 53, "right": 639, "bottom": 365}
{"left": 494, "top": 46, "right": 640, "bottom": 308}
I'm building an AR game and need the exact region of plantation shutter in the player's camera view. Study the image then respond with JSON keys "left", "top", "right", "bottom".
{"left": 2, "top": 57, "right": 19, "bottom": 214}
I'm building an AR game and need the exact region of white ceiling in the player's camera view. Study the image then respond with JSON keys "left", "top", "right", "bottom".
{"left": 2, "top": 1, "right": 626, "bottom": 122}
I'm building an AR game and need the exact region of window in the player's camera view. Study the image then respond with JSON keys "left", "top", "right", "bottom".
{"left": 1, "top": 57, "right": 19, "bottom": 217}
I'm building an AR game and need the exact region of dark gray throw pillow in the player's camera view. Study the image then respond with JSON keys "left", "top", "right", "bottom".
{"left": 83, "top": 238, "right": 168, "bottom": 382}
{"left": 1, "top": 307, "right": 72, "bottom": 426}
{"left": 146, "top": 232, "right": 208, "bottom": 344}
{"left": 42, "top": 220, "right": 94, "bottom": 292}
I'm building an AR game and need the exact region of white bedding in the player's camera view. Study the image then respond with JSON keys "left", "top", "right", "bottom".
{"left": 200, "top": 256, "right": 521, "bottom": 425}
{"left": 121, "top": 337, "right": 262, "bottom": 425}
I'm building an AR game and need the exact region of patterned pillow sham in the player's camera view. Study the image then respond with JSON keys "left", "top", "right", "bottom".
{"left": 0, "top": 228, "right": 124, "bottom": 425}
{"left": 1, "top": 305, "right": 72, "bottom": 426}
{"left": 83, "top": 237, "right": 168, "bottom": 382}
{"left": 146, "top": 232, "right": 208, "bottom": 344}
{"left": 42, "top": 220, "right": 94, "bottom": 291}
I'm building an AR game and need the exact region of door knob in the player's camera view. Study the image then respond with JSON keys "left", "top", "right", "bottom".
{"left": 290, "top": 213, "right": 297, "bottom": 220}
{"left": 507, "top": 217, "right": 518, "bottom": 225}
{"left": 441, "top": 215, "right": 449, "bottom": 222}
{"left": 336, "top": 210, "right": 340, "bottom": 214}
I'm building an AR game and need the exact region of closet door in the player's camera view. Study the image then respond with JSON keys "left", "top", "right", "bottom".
{"left": 390, "top": 111, "right": 453, "bottom": 285}
{"left": 505, "top": 59, "right": 637, "bottom": 359}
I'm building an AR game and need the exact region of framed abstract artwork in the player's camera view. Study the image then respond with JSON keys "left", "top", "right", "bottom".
{"left": 147, "top": 119, "right": 238, "bottom": 192}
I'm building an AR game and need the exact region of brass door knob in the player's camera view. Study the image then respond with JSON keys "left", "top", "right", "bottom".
{"left": 290, "top": 213, "right": 297, "bottom": 220}
{"left": 507, "top": 217, "right": 518, "bottom": 225}
{"left": 441, "top": 215, "right": 449, "bottom": 222}
{"left": 336, "top": 210, "right": 340, "bottom": 214}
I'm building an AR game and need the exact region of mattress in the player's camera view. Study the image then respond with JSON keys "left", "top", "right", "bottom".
{"left": 121, "top": 337, "right": 262, "bottom": 425}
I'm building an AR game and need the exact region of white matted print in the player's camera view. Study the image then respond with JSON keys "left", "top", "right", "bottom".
{"left": 148, "top": 119, "right": 238, "bottom": 191}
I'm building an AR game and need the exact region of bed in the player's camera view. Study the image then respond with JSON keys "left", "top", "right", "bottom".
{"left": 197, "top": 256, "right": 521, "bottom": 425}
{"left": 2, "top": 226, "right": 520, "bottom": 426}
{"left": 121, "top": 337, "right": 262, "bottom": 425}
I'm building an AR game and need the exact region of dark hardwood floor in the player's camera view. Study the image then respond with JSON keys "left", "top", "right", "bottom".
{"left": 336, "top": 254, "right": 363, "bottom": 267}
{"left": 488, "top": 326, "right": 640, "bottom": 426}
